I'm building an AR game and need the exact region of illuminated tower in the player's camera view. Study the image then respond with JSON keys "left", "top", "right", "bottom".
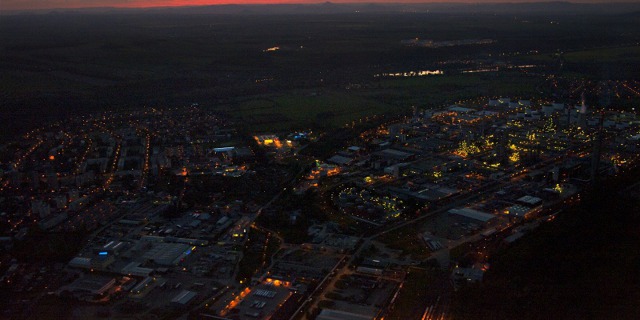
{"left": 578, "top": 91, "right": 587, "bottom": 128}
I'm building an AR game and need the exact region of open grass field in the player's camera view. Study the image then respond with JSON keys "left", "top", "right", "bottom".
{"left": 376, "top": 72, "right": 542, "bottom": 103}
{"left": 229, "top": 91, "right": 394, "bottom": 131}
{"left": 564, "top": 45, "right": 640, "bottom": 63}
{"left": 2, "top": 11, "right": 640, "bottom": 139}
{"left": 377, "top": 224, "right": 431, "bottom": 260}
{"left": 523, "top": 45, "right": 640, "bottom": 80}
{"left": 225, "top": 70, "right": 544, "bottom": 132}
{"left": 526, "top": 45, "right": 640, "bottom": 63}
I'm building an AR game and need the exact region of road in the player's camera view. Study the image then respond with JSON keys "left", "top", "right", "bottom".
{"left": 288, "top": 155, "right": 568, "bottom": 319}
{"left": 289, "top": 256, "right": 347, "bottom": 320}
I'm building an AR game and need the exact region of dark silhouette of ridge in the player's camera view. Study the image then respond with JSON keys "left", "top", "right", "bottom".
{"left": 4, "top": 2, "right": 640, "bottom": 16}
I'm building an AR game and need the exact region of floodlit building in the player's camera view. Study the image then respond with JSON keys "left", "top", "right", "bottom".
{"left": 171, "top": 290, "right": 197, "bottom": 307}
{"left": 327, "top": 154, "right": 354, "bottom": 166}
{"left": 141, "top": 242, "right": 192, "bottom": 266}
{"left": 130, "top": 276, "right": 154, "bottom": 296}
{"left": 451, "top": 267, "right": 484, "bottom": 290}
{"left": 68, "top": 257, "right": 91, "bottom": 269}
{"left": 517, "top": 195, "right": 543, "bottom": 207}
{"left": 120, "top": 262, "right": 154, "bottom": 277}
{"left": 448, "top": 207, "right": 497, "bottom": 225}
{"left": 316, "top": 309, "right": 375, "bottom": 320}
{"left": 64, "top": 275, "right": 116, "bottom": 296}
{"left": 503, "top": 205, "right": 537, "bottom": 220}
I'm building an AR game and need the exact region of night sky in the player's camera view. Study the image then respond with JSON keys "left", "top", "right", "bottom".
{"left": 1, "top": 0, "right": 631, "bottom": 12}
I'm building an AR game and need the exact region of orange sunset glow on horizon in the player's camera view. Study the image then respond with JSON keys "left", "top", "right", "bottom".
{"left": 1, "top": 0, "right": 630, "bottom": 12}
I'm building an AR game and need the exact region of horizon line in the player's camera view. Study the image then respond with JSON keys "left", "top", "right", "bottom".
{"left": 0, "top": 0, "right": 640, "bottom": 16}
{"left": 3, "top": 1, "right": 640, "bottom": 13}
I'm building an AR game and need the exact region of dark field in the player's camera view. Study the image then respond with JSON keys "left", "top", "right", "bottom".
{"left": 2, "top": 11, "right": 640, "bottom": 139}
{"left": 450, "top": 171, "right": 640, "bottom": 320}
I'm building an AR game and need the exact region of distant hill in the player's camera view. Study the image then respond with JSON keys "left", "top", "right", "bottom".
{"left": 5, "top": 2, "right": 640, "bottom": 16}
